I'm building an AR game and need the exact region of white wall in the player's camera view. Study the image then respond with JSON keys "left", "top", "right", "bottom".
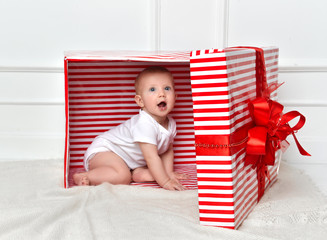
{"left": 0, "top": 0, "right": 326, "bottom": 164}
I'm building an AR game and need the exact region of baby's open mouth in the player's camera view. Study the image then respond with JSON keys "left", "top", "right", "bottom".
{"left": 157, "top": 101, "right": 167, "bottom": 108}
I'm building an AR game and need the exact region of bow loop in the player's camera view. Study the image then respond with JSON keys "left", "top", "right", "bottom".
{"left": 246, "top": 98, "right": 311, "bottom": 166}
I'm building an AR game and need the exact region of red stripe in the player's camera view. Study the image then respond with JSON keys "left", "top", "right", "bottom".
{"left": 191, "top": 73, "right": 228, "bottom": 80}
{"left": 198, "top": 201, "right": 234, "bottom": 207}
{"left": 64, "top": 58, "right": 69, "bottom": 189}
{"left": 225, "top": 52, "right": 255, "bottom": 61}
{"left": 69, "top": 77, "right": 136, "bottom": 81}
{"left": 192, "top": 108, "right": 229, "bottom": 113}
{"left": 197, "top": 169, "right": 232, "bottom": 174}
{"left": 70, "top": 165, "right": 84, "bottom": 168}
{"left": 192, "top": 91, "right": 228, "bottom": 97}
{"left": 199, "top": 217, "right": 235, "bottom": 223}
{"left": 190, "top": 65, "right": 227, "bottom": 72}
{"left": 194, "top": 116, "right": 230, "bottom": 121}
{"left": 198, "top": 193, "right": 234, "bottom": 198}
{"left": 198, "top": 185, "right": 233, "bottom": 190}
{"left": 191, "top": 56, "right": 226, "bottom": 63}
{"left": 68, "top": 90, "right": 135, "bottom": 94}
{"left": 191, "top": 82, "right": 228, "bottom": 88}
{"left": 194, "top": 125, "right": 230, "bottom": 130}
{"left": 174, "top": 161, "right": 196, "bottom": 165}
{"left": 193, "top": 99, "right": 229, "bottom": 105}
{"left": 69, "top": 101, "right": 136, "bottom": 105}
{"left": 197, "top": 177, "right": 233, "bottom": 182}
{"left": 197, "top": 161, "right": 232, "bottom": 165}
{"left": 199, "top": 209, "right": 234, "bottom": 215}
{"left": 68, "top": 64, "right": 190, "bottom": 69}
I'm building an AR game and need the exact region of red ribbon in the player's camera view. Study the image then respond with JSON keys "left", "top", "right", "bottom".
{"left": 246, "top": 97, "right": 310, "bottom": 166}
{"left": 237, "top": 46, "right": 310, "bottom": 201}
{"left": 245, "top": 97, "right": 311, "bottom": 200}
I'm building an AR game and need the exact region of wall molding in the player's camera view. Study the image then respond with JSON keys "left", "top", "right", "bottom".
{"left": 2, "top": 65, "right": 327, "bottom": 73}
{"left": 213, "top": 0, "right": 230, "bottom": 48}
{"left": 280, "top": 101, "right": 327, "bottom": 107}
{"left": 0, "top": 66, "right": 63, "bottom": 73}
{"left": 0, "top": 99, "right": 64, "bottom": 106}
{"left": 150, "top": 0, "right": 161, "bottom": 52}
{"left": 222, "top": 0, "right": 229, "bottom": 48}
{"left": 279, "top": 66, "right": 327, "bottom": 73}
{"left": 2, "top": 65, "right": 326, "bottom": 74}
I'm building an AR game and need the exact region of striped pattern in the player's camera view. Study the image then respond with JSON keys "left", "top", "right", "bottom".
{"left": 64, "top": 56, "right": 197, "bottom": 188}
{"left": 190, "top": 47, "right": 279, "bottom": 229}
{"left": 64, "top": 48, "right": 280, "bottom": 230}
{"left": 64, "top": 50, "right": 190, "bottom": 62}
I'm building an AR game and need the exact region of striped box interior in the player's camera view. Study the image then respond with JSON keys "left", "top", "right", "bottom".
{"left": 65, "top": 53, "right": 198, "bottom": 189}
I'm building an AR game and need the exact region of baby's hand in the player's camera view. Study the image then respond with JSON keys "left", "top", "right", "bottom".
{"left": 163, "top": 179, "right": 187, "bottom": 191}
{"left": 170, "top": 172, "right": 190, "bottom": 180}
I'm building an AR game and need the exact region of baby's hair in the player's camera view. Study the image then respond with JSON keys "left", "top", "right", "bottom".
{"left": 135, "top": 66, "right": 173, "bottom": 94}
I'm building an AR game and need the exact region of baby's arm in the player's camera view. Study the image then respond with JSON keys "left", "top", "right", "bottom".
{"left": 138, "top": 142, "right": 186, "bottom": 190}
{"left": 161, "top": 144, "right": 189, "bottom": 181}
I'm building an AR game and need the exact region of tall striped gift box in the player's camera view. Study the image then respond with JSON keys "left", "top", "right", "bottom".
{"left": 64, "top": 47, "right": 281, "bottom": 229}
{"left": 190, "top": 47, "right": 281, "bottom": 229}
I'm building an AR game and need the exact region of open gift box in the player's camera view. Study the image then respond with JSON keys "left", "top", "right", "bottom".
{"left": 64, "top": 47, "right": 288, "bottom": 229}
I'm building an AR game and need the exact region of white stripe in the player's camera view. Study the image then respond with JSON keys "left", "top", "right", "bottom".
{"left": 198, "top": 205, "right": 234, "bottom": 211}
{"left": 191, "top": 87, "right": 228, "bottom": 93}
{"left": 195, "top": 130, "right": 231, "bottom": 135}
{"left": 191, "top": 69, "right": 227, "bottom": 76}
{"left": 194, "top": 120, "right": 230, "bottom": 126}
{"left": 190, "top": 55, "right": 255, "bottom": 69}
{"left": 193, "top": 104, "right": 229, "bottom": 109}
{"left": 197, "top": 173, "right": 233, "bottom": 178}
{"left": 198, "top": 189, "right": 234, "bottom": 194}
{"left": 199, "top": 213, "right": 235, "bottom": 219}
{"left": 191, "top": 78, "right": 227, "bottom": 84}
{"left": 196, "top": 155, "right": 232, "bottom": 161}
{"left": 199, "top": 221, "right": 235, "bottom": 227}
{"left": 191, "top": 63, "right": 255, "bottom": 77}
{"left": 192, "top": 95, "right": 229, "bottom": 101}
{"left": 194, "top": 112, "right": 230, "bottom": 117}
{"left": 173, "top": 140, "right": 195, "bottom": 145}
{"left": 198, "top": 197, "right": 234, "bottom": 203}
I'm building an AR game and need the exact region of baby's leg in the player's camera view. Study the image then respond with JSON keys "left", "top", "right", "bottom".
{"left": 132, "top": 167, "right": 155, "bottom": 183}
{"left": 74, "top": 151, "right": 132, "bottom": 186}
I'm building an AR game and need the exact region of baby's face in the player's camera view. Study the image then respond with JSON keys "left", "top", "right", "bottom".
{"left": 135, "top": 72, "right": 176, "bottom": 124}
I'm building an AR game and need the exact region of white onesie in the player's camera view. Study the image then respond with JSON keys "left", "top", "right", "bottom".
{"left": 84, "top": 110, "right": 177, "bottom": 170}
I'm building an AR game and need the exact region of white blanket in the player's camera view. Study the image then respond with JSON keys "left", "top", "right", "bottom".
{"left": 0, "top": 160, "right": 326, "bottom": 240}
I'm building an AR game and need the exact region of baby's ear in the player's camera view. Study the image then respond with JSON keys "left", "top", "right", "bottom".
{"left": 134, "top": 95, "right": 144, "bottom": 108}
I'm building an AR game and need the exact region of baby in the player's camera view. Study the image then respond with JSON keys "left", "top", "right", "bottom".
{"left": 73, "top": 66, "right": 188, "bottom": 190}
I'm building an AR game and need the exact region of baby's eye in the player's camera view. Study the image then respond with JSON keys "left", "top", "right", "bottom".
{"left": 150, "top": 87, "right": 155, "bottom": 92}
{"left": 165, "top": 86, "right": 171, "bottom": 91}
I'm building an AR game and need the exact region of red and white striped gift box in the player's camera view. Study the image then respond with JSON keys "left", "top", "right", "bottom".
{"left": 190, "top": 47, "right": 280, "bottom": 229}
{"left": 64, "top": 47, "right": 280, "bottom": 229}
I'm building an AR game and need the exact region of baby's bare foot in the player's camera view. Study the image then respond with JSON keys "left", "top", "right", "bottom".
{"left": 73, "top": 173, "right": 90, "bottom": 186}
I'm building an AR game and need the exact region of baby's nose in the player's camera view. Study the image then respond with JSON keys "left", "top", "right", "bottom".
{"left": 158, "top": 89, "right": 166, "bottom": 96}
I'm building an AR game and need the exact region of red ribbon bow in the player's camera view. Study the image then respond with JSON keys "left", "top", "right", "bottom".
{"left": 245, "top": 97, "right": 311, "bottom": 167}
{"left": 245, "top": 96, "right": 311, "bottom": 200}
{"left": 235, "top": 46, "right": 311, "bottom": 202}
